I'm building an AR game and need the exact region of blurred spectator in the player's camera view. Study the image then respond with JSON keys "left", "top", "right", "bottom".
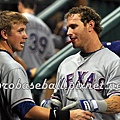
{"left": 102, "top": 40, "right": 120, "bottom": 57}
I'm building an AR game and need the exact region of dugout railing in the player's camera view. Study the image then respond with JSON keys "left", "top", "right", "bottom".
{"left": 37, "top": 0, "right": 72, "bottom": 21}
{"left": 32, "top": 6, "right": 120, "bottom": 94}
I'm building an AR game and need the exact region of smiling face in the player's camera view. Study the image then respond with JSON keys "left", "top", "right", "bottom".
{"left": 4, "top": 23, "right": 28, "bottom": 52}
{"left": 0, "top": 11, "right": 28, "bottom": 53}
{"left": 66, "top": 14, "right": 90, "bottom": 49}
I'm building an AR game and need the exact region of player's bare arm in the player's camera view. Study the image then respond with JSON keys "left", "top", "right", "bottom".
{"left": 105, "top": 95, "right": 120, "bottom": 113}
{"left": 24, "top": 106, "right": 50, "bottom": 120}
{"left": 24, "top": 106, "right": 95, "bottom": 120}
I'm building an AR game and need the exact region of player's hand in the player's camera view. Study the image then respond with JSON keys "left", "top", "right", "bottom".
{"left": 30, "top": 67, "right": 37, "bottom": 78}
{"left": 41, "top": 98, "right": 62, "bottom": 110}
{"left": 70, "top": 109, "right": 95, "bottom": 120}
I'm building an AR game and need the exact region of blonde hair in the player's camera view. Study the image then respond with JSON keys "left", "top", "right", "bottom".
{"left": 0, "top": 11, "right": 28, "bottom": 38}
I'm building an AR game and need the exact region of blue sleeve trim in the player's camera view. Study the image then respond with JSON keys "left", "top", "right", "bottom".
{"left": 12, "top": 101, "right": 36, "bottom": 120}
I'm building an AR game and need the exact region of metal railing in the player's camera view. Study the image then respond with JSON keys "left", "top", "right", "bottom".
{"left": 37, "top": 0, "right": 72, "bottom": 20}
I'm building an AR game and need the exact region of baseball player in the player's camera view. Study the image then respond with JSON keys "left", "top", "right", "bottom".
{"left": 0, "top": 10, "right": 96, "bottom": 120}
{"left": 17, "top": 0, "right": 56, "bottom": 104}
{"left": 17, "top": 0, "right": 55, "bottom": 69}
{"left": 41, "top": 6, "right": 120, "bottom": 120}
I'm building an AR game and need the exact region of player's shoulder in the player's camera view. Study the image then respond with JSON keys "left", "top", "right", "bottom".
{"left": 101, "top": 48, "right": 120, "bottom": 66}
{"left": 102, "top": 47, "right": 119, "bottom": 57}
{"left": 23, "top": 13, "right": 51, "bottom": 34}
{"left": 0, "top": 51, "right": 24, "bottom": 71}
{"left": 23, "top": 13, "right": 49, "bottom": 27}
{"left": 22, "top": 13, "right": 35, "bottom": 19}
{"left": 6, "top": 59, "right": 23, "bottom": 69}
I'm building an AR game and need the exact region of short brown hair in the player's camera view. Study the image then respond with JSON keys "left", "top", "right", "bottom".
{"left": 65, "top": 5, "right": 102, "bottom": 35}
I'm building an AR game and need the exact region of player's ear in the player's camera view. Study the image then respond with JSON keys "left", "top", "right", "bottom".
{"left": 89, "top": 20, "right": 95, "bottom": 28}
{"left": 88, "top": 20, "right": 95, "bottom": 32}
{"left": 1, "top": 29, "right": 8, "bottom": 40}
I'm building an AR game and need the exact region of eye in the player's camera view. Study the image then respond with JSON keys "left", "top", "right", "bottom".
{"left": 70, "top": 24, "right": 78, "bottom": 29}
{"left": 18, "top": 28, "right": 24, "bottom": 33}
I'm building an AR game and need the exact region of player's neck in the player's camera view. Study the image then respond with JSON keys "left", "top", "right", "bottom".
{"left": 80, "top": 45, "right": 104, "bottom": 57}
{"left": 81, "top": 39, "right": 103, "bottom": 53}
{"left": 0, "top": 40, "right": 14, "bottom": 56}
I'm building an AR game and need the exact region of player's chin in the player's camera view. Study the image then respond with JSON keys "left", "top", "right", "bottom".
{"left": 72, "top": 44, "right": 76, "bottom": 48}
{"left": 72, "top": 42, "right": 79, "bottom": 48}
{"left": 16, "top": 47, "right": 24, "bottom": 52}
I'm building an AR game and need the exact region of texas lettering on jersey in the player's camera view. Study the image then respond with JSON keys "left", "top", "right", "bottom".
{"left": 58, "top": 71, "right": 105, "bottom": 92}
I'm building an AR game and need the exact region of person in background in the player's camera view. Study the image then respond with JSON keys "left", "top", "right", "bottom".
{"left": 17, "top": 0, "right": 56, "bottom": 104}
{"left": 0, "top": 10, "right": 96, "bottom": 120}
{"left": 17, "top": 0, "right": 56, "bottom": 77}
{"left": 102, "top": 40, "right": 120, "bottom": 57}
{"left": 42, "top": 5, "right": 120, "bottom": 120}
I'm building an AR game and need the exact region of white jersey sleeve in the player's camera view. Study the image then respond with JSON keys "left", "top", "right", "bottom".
{"left": 0, "top": 51, "right": 34, "bottom": 120}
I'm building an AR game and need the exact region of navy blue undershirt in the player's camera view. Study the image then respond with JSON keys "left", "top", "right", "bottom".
{"left": 12, "top": 101, "right": 36, "bottom": 120}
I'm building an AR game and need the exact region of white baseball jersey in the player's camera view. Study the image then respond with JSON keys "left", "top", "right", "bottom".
{"left": 17, "top": 13, "right": 55, "bottom": 68}
{"left": 0, "top": 50, "right": 34, "bottom": 120}
{"left": 52, "top": 47, "right": 120, "bottom": 120}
